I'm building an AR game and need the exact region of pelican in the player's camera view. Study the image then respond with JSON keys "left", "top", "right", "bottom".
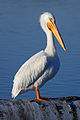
{"left": 12, "top": 12, "right": 66, "bottom": 101}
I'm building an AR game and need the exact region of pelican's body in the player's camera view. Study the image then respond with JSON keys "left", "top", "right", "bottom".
{"left": 12, "top": 12, "right": 66, "bottom": 100}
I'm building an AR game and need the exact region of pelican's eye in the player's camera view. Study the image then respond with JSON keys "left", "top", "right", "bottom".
{"left": 47, "top": 23, "right": 52, "bottom": 31}
{"left": 50, "top": 17, "right": 54, "bottom": 24}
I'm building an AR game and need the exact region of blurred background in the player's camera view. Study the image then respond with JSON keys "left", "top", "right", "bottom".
{"left": 0, "top": 0, "right": 80, "bottom": 99}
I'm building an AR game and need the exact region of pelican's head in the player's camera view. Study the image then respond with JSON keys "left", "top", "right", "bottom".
{"left": 40, "top": 12, "right": 66, "bottom": 51}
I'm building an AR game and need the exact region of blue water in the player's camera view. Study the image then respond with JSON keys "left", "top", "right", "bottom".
{"left": 0, "top": 0, "right": 80, "bottom": 99}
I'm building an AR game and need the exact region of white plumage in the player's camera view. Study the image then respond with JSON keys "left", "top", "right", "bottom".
{"left": 12, "top": 12, "right": 66, "bottom": 99}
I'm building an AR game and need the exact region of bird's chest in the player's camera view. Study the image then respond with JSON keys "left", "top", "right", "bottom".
{"left": 47, "top": 56, "right": 60, "bottom": 79}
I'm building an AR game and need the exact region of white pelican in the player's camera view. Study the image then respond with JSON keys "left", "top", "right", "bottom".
{"left": 12, "top": 12, "right": 66, "bottom": 101}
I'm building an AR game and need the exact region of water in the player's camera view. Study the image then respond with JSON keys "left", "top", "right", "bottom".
{"left": 0, "top": 0, "right": 80, "bottom": 99}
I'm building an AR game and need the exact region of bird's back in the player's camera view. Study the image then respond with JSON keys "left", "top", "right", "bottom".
{"left": 12, "top": 50, "right": 50, "bottom": 98}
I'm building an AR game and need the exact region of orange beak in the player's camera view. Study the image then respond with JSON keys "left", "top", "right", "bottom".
{"left": 47, "top": 20, "right": 66, "bottom": 51}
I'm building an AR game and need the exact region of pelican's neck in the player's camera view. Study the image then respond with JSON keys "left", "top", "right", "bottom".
{"left": 45, "top": 32, "right": 56, "bottom": 56}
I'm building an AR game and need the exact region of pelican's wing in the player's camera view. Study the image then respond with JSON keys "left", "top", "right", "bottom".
{"left": 12, "top": 51, "right": 49, "bottom": 97}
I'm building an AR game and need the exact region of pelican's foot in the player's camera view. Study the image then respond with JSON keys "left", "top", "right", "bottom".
{"left": 35, "top": 87, "right": 49, "bottom": 101}
{"left": 40, "top": 97, "right": 49, "bottom": 100}
{"left": 35, "top": 97, "right": 48, "bottom": 101}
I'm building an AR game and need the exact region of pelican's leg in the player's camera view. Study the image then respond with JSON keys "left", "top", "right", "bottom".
{"left": 35, "top": 87, "right": 48, "bottom": 101}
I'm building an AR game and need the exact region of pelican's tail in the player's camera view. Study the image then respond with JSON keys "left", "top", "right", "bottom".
{"left": 12, "top": 85, "right": 20, "bottom": 98}
{"left": 12, "top": 77, "right": 21, "bottom": 98}
{"left": 12, "top": 89, "right": 20, "bottom": 98}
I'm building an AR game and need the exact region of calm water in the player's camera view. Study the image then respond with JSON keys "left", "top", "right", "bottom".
{"left": 0, "top": 0, "right": 80, "bottom": 99}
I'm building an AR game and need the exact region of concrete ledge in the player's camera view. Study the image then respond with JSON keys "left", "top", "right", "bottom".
{"left": 0, "top": 96, "right": 80, "bottom": 120}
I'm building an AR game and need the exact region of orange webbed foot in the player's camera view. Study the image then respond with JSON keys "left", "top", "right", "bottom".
{"left": 35, "top": 97, "right": 48, "bottom": 101}
{"left": 35, "top": 87, "right": 49, "bottom": 101}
